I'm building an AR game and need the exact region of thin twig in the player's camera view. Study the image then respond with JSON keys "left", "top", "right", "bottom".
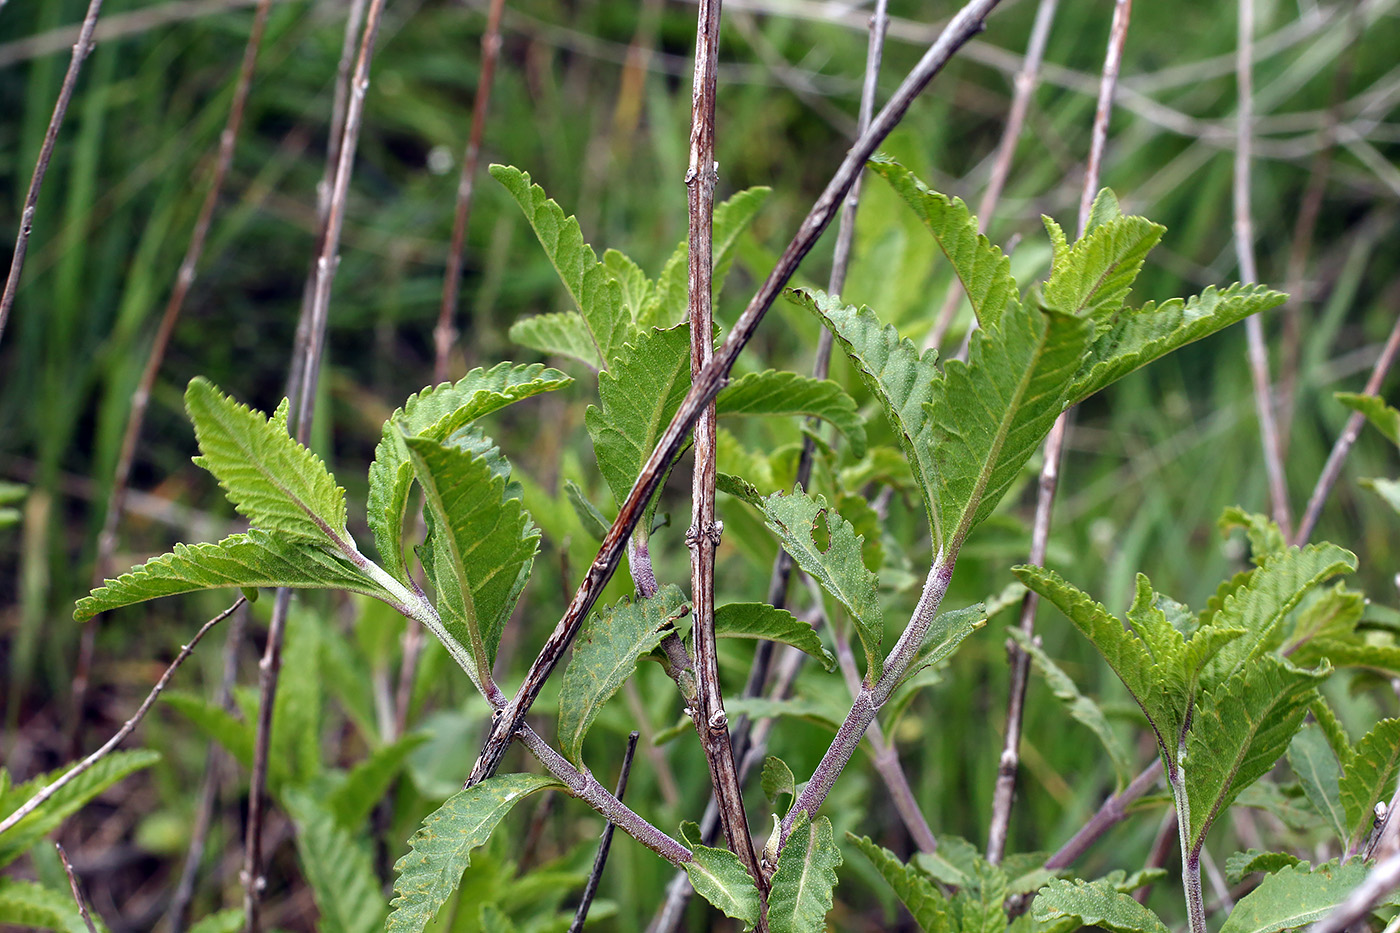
{"left": 927, "top": 0, "right": 1057, "bottom": 351}
{"left": 71, "top": 0, "right": 275, "bottom": 755}
{"left": 56, "top": 844, "right": 100, "bottom": 933}
{"left": 1294, "top": 312, "right": 1400, "bottom": 545}
{"left": 241, "top": 588, "right": 290, "bottom": 933}
{"left": 985, "top": 0, "right": 1131, "bottom": 867}
{"left": 568, "top": 732, "right": 640, "bottom": 933}
{"left": 0, "top": 0, "right": 107, "bottom": 347}
{"left": 1237, "top": 0, "right": 1295, "bottom": 540}
{"left": 0, "top": 599, "right": 243, "bottom": 837}
{"left": 432, "top": 0, "right": 506, "bottom": 384}
{"left": 1306, "top": 847, "right": 1400, "bottom": 933}
{"left": 467, "top": 0, "right": 1006, "bottom": 788}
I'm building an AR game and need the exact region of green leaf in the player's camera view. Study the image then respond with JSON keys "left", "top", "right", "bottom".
{"left": 901, "top": 604, "right": 988, "bottom": 684}
{"left": 1225, "top": 849, "right": 1303, "bottom": 884}
{"left": 76, "top": 530, "right": 395, "bottom": 621}
{"left": 585, "top": 324, "right": 692, "bottom": 508}
{"left": 388, "top": 773, "right": 560, "bottom": 933}
{"left": 1284, "top": 585, "right": 1365, "bottom": 656}
{"left": 1219, "top": 506, "right": 1287, "bottom": 564}
{"left": 0, "top": 750, "right": 161, "bottom": 869}
{"left": 185, "top": 378, "right": 348, "bottom": 545}
{"left": 678, "top": 822, "right": 761, "bottom": 932}
{"left": 326, "top": 733, "right": 430, "bottom": 831}
{"left": 559, "top": 585, "right": 687, "bottom": 765}
{"left": 368, "top": 363, "right": 569, "bottom": 582}
{"left": 508, "top": 311, "right": 604, "bottom": 370}
{"left": 755, "top": 489, "right": 882, "bottom": 683}
{"left": 1068, "top": 285, "right": 1285, "bottom": 404}
{"left": 847, "top": 834, "right": 951, "bottom": 933}
{"left": 1337, "top": 392, "right": 1400, "bottom": 446}
{"left": 717, "top": 370, "right": 868, "bottom": 458}
{"left": 714, "top": 602, "right": 836, "bottom": 671}
{"left": 161, "top": 692, "right": 273, "bottom": 782}
{"left": 564, "top": 479, "right": 610, "bottom": 541}
{"left": 406, "top": 436, "right": 539, "bottom": 691}
{"left": 0, "top": 878, "right": 94, "bottom": 933}
{"left": 1311, "top": 698, "right": 1355, "bottom": 770}
{"left": 491, "top": 164, "right": 626, "bottom": 369}
{"left": 1031, "top": 877, "right": 1169, "bottom": 933}
{"left": 1218, "top": 859, "right": 1386, "bottom": 933}
{"left": 762, "top": 757, "right": 797, "bottom": 812}
{"left": 960, "top": 860, "right": 1011, "bottom": 933}
{"left": 1184, "top": 656, "right": 1329, "bottom": 845}
{"left": 1362, "top": 476, "right": 1400, "bottom": 514}
{"left": 285, "top": 789, "right": 387, "bottom": 933}
{"left": 768, "top": 813, "right": 841, "bottom": 933}
{"left": 1288, "top": 724, "right": 1349, "bottom": 847}
{"left": 789, "top": 289, "right": 942, "bottom": 540}
{"left": 187, "top": 910, "right": 244, "bottom": 933}
{"left": 604, "top": 248, "right": 654, "bottom": 323}
{"left": 1041, "top": 206, "right": 1164, "bottom": 326}
{"left": 1340, "top": 718, "right": 1400, "bottom": 844}
{"left": 1008, "top": 628, "right": 1135, "bottom": 785}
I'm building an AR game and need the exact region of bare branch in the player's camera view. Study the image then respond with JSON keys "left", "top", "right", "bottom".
{"left": 56, "top": 844, "right": 100, "bottom": 933}
{"left": 568, "top": 731, "right": 640, "bottom": 933}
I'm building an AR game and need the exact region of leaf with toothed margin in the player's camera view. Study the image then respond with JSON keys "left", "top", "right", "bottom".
{"left": 405, "top": 436, "right": 539, "bottom": 693}
{"left": 714, "top": 602, "right": 836, "bottom": 671}
{"left": 0, "top": 878, "right": 97, "bottom": 933}
{"left": 604, "top": 248, "right": 654, "bottom": 323}
{"left": 492, "top": 164, "right": 627, "bottom": 369}
{"left": 387, "top": 773, "right": 560, "bottom": 933}
{"left": 755, "top": 489, "right": 883, "bottom": 684}
{"left": 869, "top": 154, "right": 1020, "bottom": 331}
{"left": 716, "top": 370, "right": 868, "bottom": 458}
{"left": 75, "top": 531, "right": 397, "bottom": 621}
{"left": 1218, "top": 859, "right": 1400, "bottom": 933}
{"left": 1337, "top": 392, "right": 1400, "bottom": 446}
{"left": 1032, "top": 877, "right": 1169, "bottom": 933}
{"left": 368, "top": 363, "right": 570, "bottom": 584}
{"left": 185, "top": 377, "right": 348, "bottom": 545}
{"left": 284, "top": 789, "right": 387, "bottom": 933}
{"left": 847, "top": 834, "right": 952, "bottom": 933}
{"left": 768, "top": 812, "right": 842, "bottom": 933}
{"left": 1339, "top": 718, "right": 1400, "bottom": 847}
{"left": 558, "top": 585, "right": 687, "bottom": 766}
{"left": 508, "top": 312, "right": 604, "bottom": 370}
{"left": 678, "top": 822, "right": 760, "bottom": 932}
{"left": 1041, "top": 191, "right": 1164, "bottom": 328}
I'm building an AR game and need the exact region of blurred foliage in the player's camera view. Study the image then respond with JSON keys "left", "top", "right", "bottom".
{"left": 2, "top": 0, "right": 1398, "bottom": 930}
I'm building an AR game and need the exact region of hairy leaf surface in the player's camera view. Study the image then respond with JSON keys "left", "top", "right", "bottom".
{"left": 1041, "top": 202, "right": 1163, "bottom": 327}
{"left": 678, "top": 822, "right": 760, "bottom": 931}
{"left": 1225, "top": 850, "right": 1303, "bottom": 883}
{"left": 1217, "top": 859, "right": 1394, "bottom": 933}
{"left": 1032, "top": 877, "right": 1169, "bottom": 933}
{"left": 716, "top": 370, "right": 868, "bottom": 457}
{"left": 77, "top": 531, "right": 394, "bottom": 620}
{"left": 714, "top": 602, "right": 835, "bottom": 671}
{"left": 388, "top": 773, "right": 560, "bottom": 933}
{"left": 756, "top": 489, "right": 883, "bottom": 682}
{"left": 848, "top": 834, "right": 951, "bottom": 933}
{"left": 768, "top": 813, "right": 841, "bottom": 933}
{"left": 1339, "top": 717, "right": 1400, "bottom": 843}
{"left": 185, "top": 378, "right": 348, "bottom": 544}
{"left": 559, "top": 585, "right": 687, "bottom": 765}
{"left": 508, "top": 311, "right": 603, "bottom": 370}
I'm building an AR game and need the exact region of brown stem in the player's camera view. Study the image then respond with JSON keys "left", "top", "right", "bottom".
{"left": 433, "top": 0, "right": 507, "bottom": 386}
{"left": 928, "top": 0, "right": 1057, "bottom": 351}
{"left": 0, "top": 0, "right": 107, "bottom": 347}
{"left": 987, "top": 0, "right": 1131, "bottom": 867}
{"left": 0, "top": 599, "right": 243, "bottom": 837}
{"left": 1236, "top": 0, "right": 1294, "bottom": 539}
{"left": 568, "top": 732, "right": 640, "bottom": 933}
{"left": 72, "top": 0, "right": 275, "bottom": 755}
{"left": 467, "top": 0, "right": 1000, "bottom": 790}
{"left": 56, "top": 844, "right": 100, "bottom": 933}
{"left": 1294, "top": 312, "right": 1400, "bottom": 545}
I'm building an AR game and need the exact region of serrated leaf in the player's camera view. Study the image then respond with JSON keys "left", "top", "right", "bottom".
{"left": 1340, "top": 718, "right": 1400, "bottom": 844}
{"left": 717, "top": 370, "right": 868, "bottom": 458}
{"left": 1218, "top": 859, "right": 1384, "bottom": 933}
{"left": 76, "top": 530, "right": 395, "bottom": 621}
{"left": 406, "top": 436, "right": 539, "bottom": 692}
{"left": 326, "top": 733, "right": 429, "bottom": 831}
{"left": 762, "top": 757, "right": 797, "bottom": 811}
{"left": 714, "top": 602, "right": 836, "bottom": 671}
{"left": 1219, "top": 506, "right": 1287, "bottom": 564}
{"left": 1284, "top": 585, "right": 1365, "bottom": 657}
{"left": 1338, "top": 392, "right": 1400, "bottom": 446}
{"left": 961, "top": 860, "right": 1012, "bottom": 933}
{"left": 870, "top": 155, "right": 1020, "bottom": 331}
{"left": 847, "top": 834, "right": 951, "bottom": 933}
{"left": 492, "top": 165, "right": 627, "bottom": 369}
{"left": 1184, "top": 656, "right": 1329, "bottom": 845}
{"left": 755, "top": 489, "right": 882, "bottom": 683}
{"left": 388, "top": 773, "right": 560, "bottom": 933}
{"left": 604, "top": 248, "right": 653, "bottom": 323}
{"left": 0, "top": 878, "right": 95, "bottom": 933}
{"left": 1311, "top": 698, "right": 1355, "bottom": 770}
{"left": 161, "top": 691, "right": 270, "bottom": 779}
{"left": 0, "top": 750, "right": 161, "bottom": 869}
{"left": 508, "top": 311, "right": 604, "bottom": 369}
{"left": 1009, "top": 628, "right": 1135, "bottom": 785}
{"left": 1202, "top": 544, "right": 1357, "bottom": 688}
{"left": 1225, "top": 849, "right": 1303, "bottom": 884}
{"left": 275, "top": 614, "right": 322, "bottom": 784}
{"left": 585, "top": 324, "right": 692, "bottom": 508}
{"left": 1031, "top": 877, "right": 1169, "bottom": 933}
{"left": 368, "top": 363, "right": 569, "bottom": 582}
{"left": 678, "top": 822, "right": 760, "bottom": 932}
{"left": 790, "top": 289, "right": 942, "bottom": 540}
{"left": 1068, "top": 285, "right": 1285, "bottom": 404}
{"left": 913, "top": 835, "right": 980, "bottom": 889}
{"left": 1041, "top": 207, "right": 1163, "bottom": 327}
{"left": 185, "top": 378, "right": 348, "bottom": 544}
{"left": 564, "top": 479, "right": 610, "bottom": 541}
{"left": 768, "top": 813, "right": 841, "bottom": 933}
{"left": 1288, "top": 723, "right": 1349, "bottom": 847}
{"left": 285, "top": 789, "right": 387, "bottom": 933}
{"left": 559, "top": 585, "right": 687, "bottom": 765}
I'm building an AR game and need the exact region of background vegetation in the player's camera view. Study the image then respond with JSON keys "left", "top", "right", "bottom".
{"left": 1, "top": 0, "right": 1397, "bottom": 929}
